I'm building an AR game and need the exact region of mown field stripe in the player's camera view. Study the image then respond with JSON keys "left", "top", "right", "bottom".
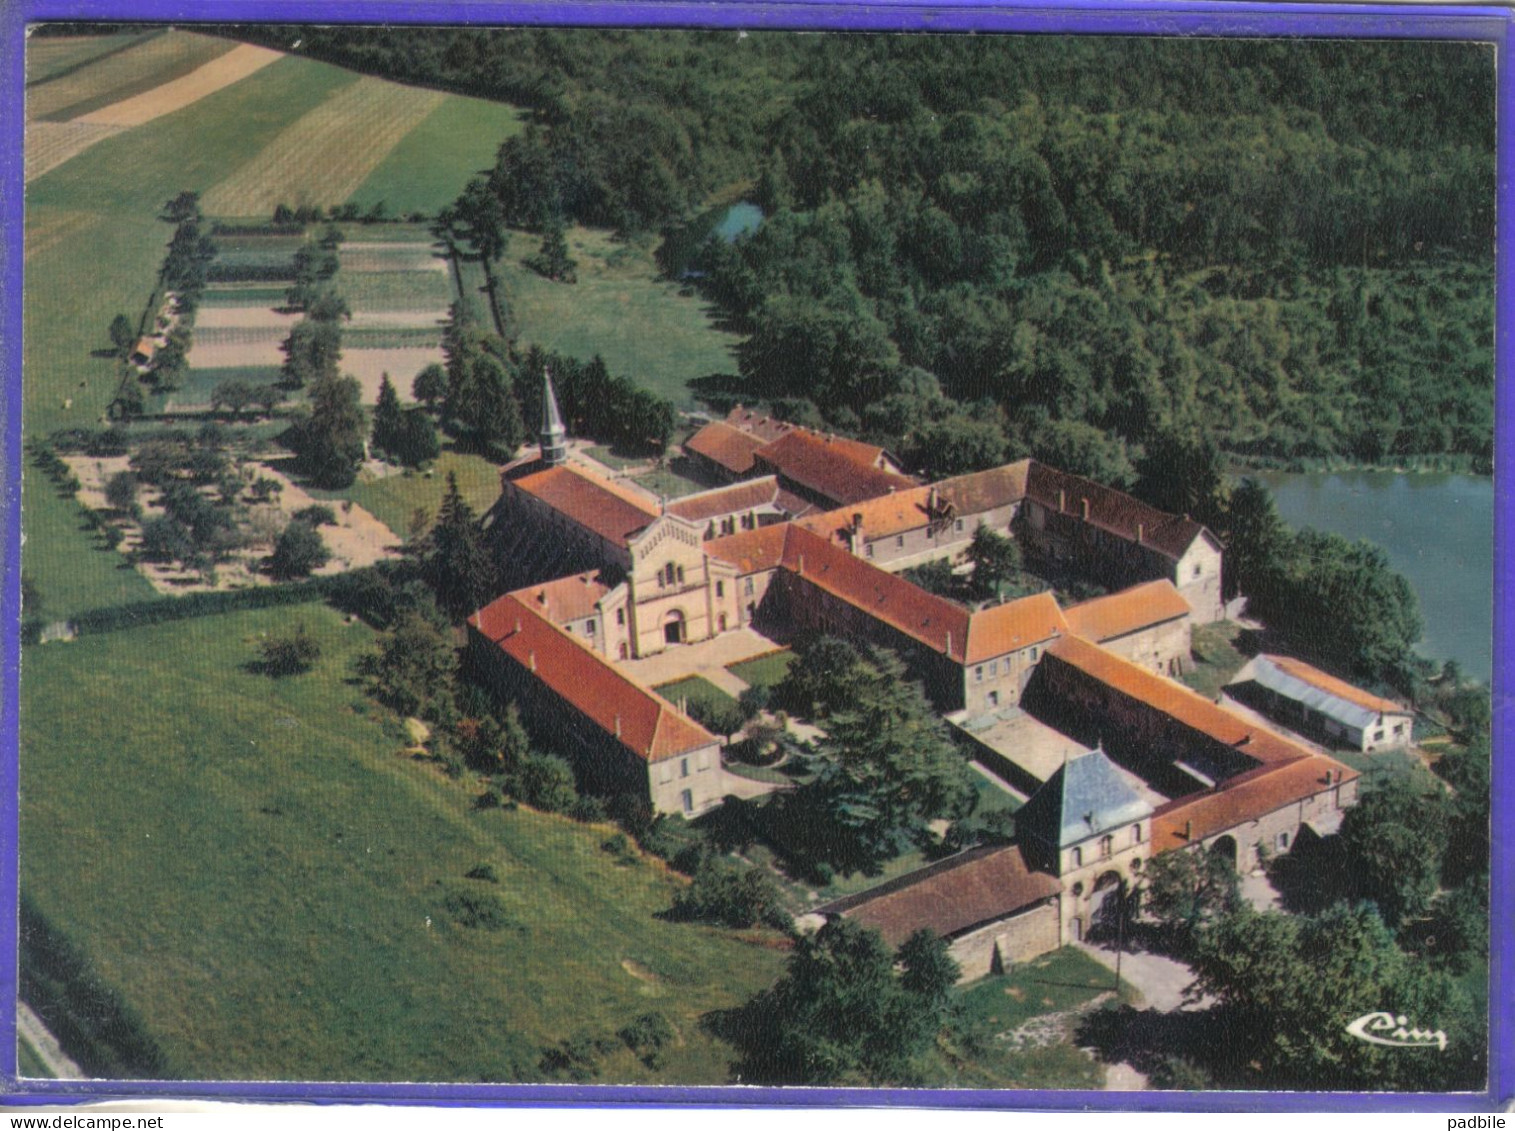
{"left": 28, "top": 30, "right": 235, "bottom": 122}
{"left": 201, "top": 75, "right": 446, "bottom": 217}
{"left": 26, "top": 30, "right": 162, "bottom": 89}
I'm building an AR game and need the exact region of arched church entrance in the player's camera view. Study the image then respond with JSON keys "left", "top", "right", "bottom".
{"left": 663, "top": 609, "right": 687, "bottom": 645}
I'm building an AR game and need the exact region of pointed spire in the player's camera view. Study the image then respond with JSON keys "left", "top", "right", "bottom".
{"left": 540, "top": 368, "right": 567, "bottom": 467}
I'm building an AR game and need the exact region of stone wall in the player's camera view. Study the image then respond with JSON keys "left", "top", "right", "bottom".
{"left": 948, "top": 900, "right": 1062, "bottom": 982}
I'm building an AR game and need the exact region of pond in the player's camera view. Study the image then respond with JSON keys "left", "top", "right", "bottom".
{"left": 1250, "top": 470, "right": 1496, "bottom": 682}
{"left": 658, "top": 200, "right": 765, "bottom": 279}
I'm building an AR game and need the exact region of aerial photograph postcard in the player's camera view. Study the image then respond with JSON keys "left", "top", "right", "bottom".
{"left": 11, "top": 14, "right": 1499, "bottom": 1100}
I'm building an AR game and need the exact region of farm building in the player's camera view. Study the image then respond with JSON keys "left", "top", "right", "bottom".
{"left": 1063, "top": 579, "right": 1193, "bottom": 677}
{"left": 809, "top": 845, "right": 1062, "bottom": 982}
{"left": 1224, "top": 654, "right": 1414, "bottom": 753}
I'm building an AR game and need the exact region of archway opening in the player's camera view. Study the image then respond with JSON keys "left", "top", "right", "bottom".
{"left": 663, "top": 609, "right": 686, "bottom": 645}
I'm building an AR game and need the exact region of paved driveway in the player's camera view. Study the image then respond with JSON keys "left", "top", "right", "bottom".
{"left": 1075, "top": 939, "right": 1211, "bottom": 1013}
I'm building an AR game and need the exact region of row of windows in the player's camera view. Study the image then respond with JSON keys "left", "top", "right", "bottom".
{"left": 972, "top": 648, "right": 1041, "bottom": 682}
{"left": 863, "top": 518, "right": 973, "bottom": 559}
{"left": 1069, "top": 824, "right": 1143, "bottom": 867}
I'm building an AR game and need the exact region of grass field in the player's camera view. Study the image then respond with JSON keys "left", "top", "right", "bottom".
{"left": 497, "top": 225, "right": 739, "bottom": 408}
{"left": 201, "top": 73, "right": 445, "bottom": 217}
{"left": 26, "top": 32, "right": 155, "bottom": 87}
{"left": 19, "top": 605, "right": 785, "bottom": 1081}
{"left": 349, "top": 94, "right": 526, "bottom": 218}
{"left": 27, "top": 30, "right": 234, "bottom": 121}
{"left": 652, "top": 676, "right": 739, "bottom": 717}
{"left": 310, "top": 447, "right": 503, "bottom": 538}
{"left": 919, "top": 948, "right": 1129, "bottom": 1089}
{"left": 726, "top": 650, "right": 794, "bottom": 689}
{"left": 344, "top": 327, "right": 445, "bottom": 349}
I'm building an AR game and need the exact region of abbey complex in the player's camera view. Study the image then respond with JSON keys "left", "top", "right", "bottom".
{"left": 466, "top": 378, "right": 1407, "bottom": 978}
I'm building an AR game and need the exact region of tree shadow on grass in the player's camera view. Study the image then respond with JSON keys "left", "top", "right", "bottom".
{"left": 1075, "top": 1003, "right": 1248, "bottom": 1087}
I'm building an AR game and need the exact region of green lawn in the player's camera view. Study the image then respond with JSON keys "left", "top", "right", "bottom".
{"left": 631, "top": 465, "right": 708, "bottom": 500}
{"left": 26, "top": 31, "right": 155, "bottom": 86}
{"left": 497, "top": 225, "right": 740, "bottom": 408}
{"left": 919, "top": 947, "right": 1131, "bottom": 1089}
{"left": 1182, "top": 620, "right": 1250, "bottom": 699}
{"left": 198, "top": 286, "right": 290, "bottom": 308}
{"left": 19, "top": 605, "right": 786, "bottom": 1081}
{"left": 348, "top": 94, "right": 526, "bottom": 218}
{"left": 726, "top": 650, "right": 794, "bottom": 689}
{"left": 318, "top": 447, "right": 503, "bottom": 538}
{"left": 969, "top": 768, "right": 1022, "bottom": 815}
{"left": 652, "top": 676, "right": 739, "bottom": 717}
{"left": 582, "top": 445, "right": 646, "bottom": 471}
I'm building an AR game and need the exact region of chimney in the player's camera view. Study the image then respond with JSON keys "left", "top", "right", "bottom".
{"left": 529, "top": 651, "right": 537, "bottom": 672}
{"left": 928, "top": 486, "right": 938, "bottom": 510}
{"left": 514, "top": 618, "right": 522, "bottom": 635}
{"left": 798, "top": 554, "right": 805, "bottom": 575}
{"left": 852, "top": 513, "right": 864, "bottom": 531}
{"left": 1184, "top": 819, "right": 1193, "bottom": 840}
{"left": 1058, "top": 488, "right": 1066, "bottom": 513}
{"left": 1081, "top": 497, "right": 1090, "bottom": 522}
{"left": 945, "top": 629, "right": 952, "bottom": 656}
{"left": 1236, "top": 734, "right": 1251, "bottom": 747}
{"left": 615, "top": 715, "right": 622, "bottom": 739}
{"left": 1137, "top": 523, "right": 1144, "bottom": 544}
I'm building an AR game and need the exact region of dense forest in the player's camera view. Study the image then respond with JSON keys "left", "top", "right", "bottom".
{"left": 208, "top": 26, "right": 1496, "bottom": 472}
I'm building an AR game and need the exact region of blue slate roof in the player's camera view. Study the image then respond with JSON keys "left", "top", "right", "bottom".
{"left": 1018, "top": 747, "right": 1153, "bottom": 849}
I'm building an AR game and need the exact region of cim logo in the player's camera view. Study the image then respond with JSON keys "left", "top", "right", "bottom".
{"left": 1345, "top": 1011, "right": 1448, "bottom": 1051}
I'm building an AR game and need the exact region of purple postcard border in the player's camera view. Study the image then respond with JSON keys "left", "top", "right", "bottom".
{"left": 0, "top": 0, "right": 1508, "bottom": 1112}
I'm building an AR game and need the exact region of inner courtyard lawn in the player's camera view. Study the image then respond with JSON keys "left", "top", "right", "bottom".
{"left": 19, "top": 605, "right": 786, "bottom": 1082}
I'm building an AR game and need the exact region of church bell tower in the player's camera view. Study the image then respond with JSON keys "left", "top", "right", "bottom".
{"left": 540, "top": 369, "right": 568, "bottom": 467}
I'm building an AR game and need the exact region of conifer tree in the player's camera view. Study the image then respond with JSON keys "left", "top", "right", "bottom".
{"left": 371, "top": 372, "right": 403, "bottom": 459}
{"left": 425, "top": 471, "right": 494, "bottom": 621}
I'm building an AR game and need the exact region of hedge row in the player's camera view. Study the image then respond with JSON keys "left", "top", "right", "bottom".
{"left": 205, "top": 263, "right": 296, "bottom": 283}
{"left": 19, "top": 894, "right": 171, "bottom": 1078}
{"left": 22, "top": 576, "right": 350, "bottom": 643}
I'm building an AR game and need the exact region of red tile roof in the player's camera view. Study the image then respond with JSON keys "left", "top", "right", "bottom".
{"left": 665, "top": 477, "right": 781, "bottom": 524}
{"left": 755, "top": 430, "right": 919, "bottom": 507}
{"left": 1150, "top": 755, "right": 1359, "bottom": 852}
{"left": 704, "top": 524, "right": 792, "bottom": 574}
{"left": 470, "top": 594, "right": 716, "bottom": 762}
{"left": 1025, "top": 462, "right": 1214, "bottom": 561}
{"left": 510, "top": 572, "right": 611, "bottom": 627}
{"left": 685, "top": 421, "right": 769, "bottom": 476}
{"left": 1064, "top": 580, "right": 1192, "bottom": 643}
{"left": 510, "top": 464, "right": 660, "bottom": 547}
{"left": 795, "top": 487, "right": 936, "bottom": 545}
{"left": 819, "top": 845, "right": 1061, "bottom": 947}
{"left": 781, "top": 526, "right": 972, "bottom": 660}
{"left": 1043, "top": 635, "right": 1308, "bottom": 767}
{"left": 965, "top": 592, "right": 1069, "bottom": 664}
{"left": 935, "top": 461, "right": 1032, "bottom": 516}
{"left": 724, "top": 405, "right": 799, "bottom": 444}
{"left": 1257, "top": 654, "right": 1408, "bottom": 716}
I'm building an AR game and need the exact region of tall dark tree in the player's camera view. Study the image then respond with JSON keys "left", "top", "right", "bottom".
{"left": 966, "top": 525, "right": 1022, "bottom": 599}
{"left": 1337, "top": 769, "right": 1451, "bottom": 928}
{"left": 449, "top": 353, "right": 524, "bottom": 457}
{"left": 413, "top": 363, "right": 448, "bottom": 410}
{"left": 108, "top": 314, "right": 136, "bottom": 356}
{"left": 371, "top": 373, "right": 404, "bottom": 459}
{"left": 424, "top": 472, "right": 494, "bottom": 621}
{"left": 294, "top": 373, "right": 366, "bottom": 488}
